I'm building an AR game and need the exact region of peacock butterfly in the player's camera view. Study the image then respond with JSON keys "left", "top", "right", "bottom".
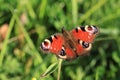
{"left": 40, "top": 25, "right": 99, "bottom": 60}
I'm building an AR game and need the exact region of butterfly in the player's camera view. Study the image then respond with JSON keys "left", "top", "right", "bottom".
{"left": 40, "top": 25, "right": 99, "bottom": 60}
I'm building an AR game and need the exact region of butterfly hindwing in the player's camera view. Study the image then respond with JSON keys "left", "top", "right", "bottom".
{"left": 75, "top": 39, "right": 92, "bottom": 56}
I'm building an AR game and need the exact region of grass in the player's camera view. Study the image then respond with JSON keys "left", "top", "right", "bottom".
{"left": 0, "top": 0, "right": 120, "bottom": 80}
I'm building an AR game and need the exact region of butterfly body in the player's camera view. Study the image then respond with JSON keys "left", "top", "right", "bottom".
{"left": 40, "top": 25, "right": 99, "bottom": 60}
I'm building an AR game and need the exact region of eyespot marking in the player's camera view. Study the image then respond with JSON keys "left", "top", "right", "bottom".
{"left": 84, "top": 25, "right": 99, "bottom": 34}
{"left": 58, "top": 46, "right": 67, "bottom": 59}
{"left": 40, "top": 39, "right": 51, "bottom": 51}
{"left": 84, "top": 43, "right": 92, "bottom": 51}
{"left": 92, "top": 25, "right": 99, "bottom": 34}
{"left": 82, "top": 41, "right": 89, "bottom": 48}
{"left": 78, "top": 39, "right": 89, "bottom": 48}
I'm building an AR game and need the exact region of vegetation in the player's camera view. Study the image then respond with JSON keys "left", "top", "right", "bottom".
{"left": 0, "top": 0, "right": 120, "bottom": 80}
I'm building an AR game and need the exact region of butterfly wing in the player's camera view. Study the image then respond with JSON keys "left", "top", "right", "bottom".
{"left": 40, "top": 33, "right": 76, "bottom": 59}
{"left": 71, "top": 25, "right": 99, "bottom": 43}
{"left": 57, "top": 46, "right": 76, "bottom": 59}
{"left": 71, "top": 25, "right": 99, "bottom": 55}
{"left": 40, "top": 34, "right": 63, "bottom": 54}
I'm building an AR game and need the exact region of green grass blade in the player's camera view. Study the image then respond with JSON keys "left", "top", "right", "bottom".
{"left": 57, "top": 59, "right": 63, "bottom": 80}
{"left": 79, "top": 0, "right": 108, "bottom": 23}
{"left": 72, "top": 0, "right": 78, "bottom": 25}
{"left": 14, "top": 15, "right": 44, "bottom": 65}
{"left": 41, "top": 62, "right": 58, "bottom": 78}
{"left": 0, "top": 15, "right": 15, "bottom": 67}
{"left": 39, "top": 0, "right": 47, "bottom": 19}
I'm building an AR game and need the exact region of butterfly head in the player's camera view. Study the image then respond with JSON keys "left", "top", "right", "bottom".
{"left": 84, "top": 25, "right": 99, "bottom": 34}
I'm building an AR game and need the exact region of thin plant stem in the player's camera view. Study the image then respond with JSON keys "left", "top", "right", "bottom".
{"left": 57, "top": 59, "right": 63, "bottom": 80}
{"left": 95, "top": 37, "right": 115, "bottom": 42}
{"left": 0, "top": 15, "right": 15, "bottom": 67}
{"left": 95, "top": 71, "right": 99, "bottom": 80}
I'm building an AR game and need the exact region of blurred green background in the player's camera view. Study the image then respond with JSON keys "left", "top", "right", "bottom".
{"left": 0, "top": 0, "right": 120, "bottom": 80}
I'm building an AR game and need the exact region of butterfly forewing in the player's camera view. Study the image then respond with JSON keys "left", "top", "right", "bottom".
{"left": 71, "top": 25, "right": 99, "bottom": 43}
{"left": 40, "top": 34, "right": 63, "bottom": 54}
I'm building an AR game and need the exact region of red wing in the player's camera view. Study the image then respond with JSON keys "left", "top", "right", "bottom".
{"left": 40, "top": 34, "right": 64, "bottom": 55}
{"left": 64, "top": 47, "right": 76, "bottom": 59}
{"left": 75, "top": 40, "right": 92, "bottom": 56}
{"left": 71, "top": 25, "right": 99, "bottom": 55}
{"left": 71, "top": 25, "right": 99, "bottom": 43}
{"left": 40, "top": 33, "right": 76, "bottom": 59}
